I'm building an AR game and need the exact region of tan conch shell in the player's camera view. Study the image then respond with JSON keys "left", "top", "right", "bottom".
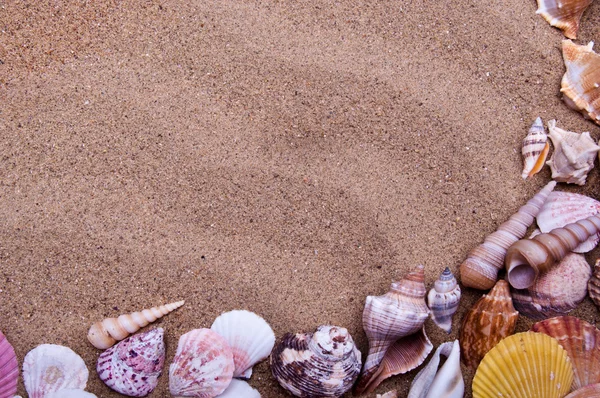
{"left": 505, "top": 214, "right": 600, "bottom": 289}
{"left": 536, "top": 0, "right": 593, "bottom": 39}
{"left": 545, "top": 120, "right": 600, "bottom": 185}
{"left": 588, "top": 258, "right": 600, "bottom": 310}
{"left": 459, "top": 181, "right": 557, "bottom": 290}
{"left": 566, "top": 383, "right": 600, "bottom": 398}
{"left": 408, "top": 340, "right": 464, "bottom": 398}
{"left": 522, "top": 117, "right": 550, "bottom": 179}
{"left": 459, "top": 280, "right": 518, "bottom": 369}
{"left": 427, "top": 267, "right": 461, "bottom": 333}
{"left": 561, "top": 40, "right": 600, "bottom": 125}
{"left": 355, "top": 265, "right": 430, "bottom": 394}
{"left": 87, "top": 300, "right": 185, "bottom": 349}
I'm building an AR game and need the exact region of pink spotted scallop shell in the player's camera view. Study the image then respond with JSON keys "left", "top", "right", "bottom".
{"left": 0, "top": 330, "right": 18, "bottom": 398}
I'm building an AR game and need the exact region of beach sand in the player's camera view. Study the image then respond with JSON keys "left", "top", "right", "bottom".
{"left": 1, "top": 1, "right": 600, "bottom": 396}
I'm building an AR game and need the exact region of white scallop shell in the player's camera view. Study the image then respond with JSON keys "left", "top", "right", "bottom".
{"left": 218, "top": 379, "right": 261, "bottom": 398}
{"left": 23, "top": 344, "right": 89, "bottom": 398}
{"left": 211, "top": 310, "right": 275, "bottom": 379}
{"left": 46, "top": 390, "right": 98, "bottom": 398}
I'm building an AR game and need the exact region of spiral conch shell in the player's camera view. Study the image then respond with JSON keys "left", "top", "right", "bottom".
{"left": 460, "top": 181, "right": 556, "bottom": 290}
{"left": 536, "top": 0, "right": 593, "bottom": 39}
{"left": 87, "top": 300, "right": 184, "bottom": 349}
{"left": 427, "top": 267, "right": 461, "bottom": 333}
{"left": 408, "top": 340, "right": 464, "bottom": 398}
{"left": 521, "top": 117, "right": 550, "bottom": 179}
{"left": 561, "top": 40, "right": 600, "bottom": 125}
{"left": 588, "top": 258, "right": 600, "bottom": 310}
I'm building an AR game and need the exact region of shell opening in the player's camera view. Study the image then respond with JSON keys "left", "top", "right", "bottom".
{"left": 507, "top": 262, "right": 537, "bottom": 289}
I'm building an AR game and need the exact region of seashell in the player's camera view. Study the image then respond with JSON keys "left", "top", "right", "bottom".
{"left": 510, "top": 252, "right": 591, "bottom": 320}
{"left": 545, "top": 120, "right": 600, "bottom": 185}
{"left": 460, "top": 181, "right": 557, "bottom": 290}
{"left": 427, "top": 267, "right": 461, "bottom": 333}
{"left": 565, "top": 383, "right": 600, "bottom": 398}
{"left": 472, "top": 332, "right": 573, "bottom": 398}
{"left": 505, "top": 213, "right": 600, "bottom": 289}
{"left": 377, "top": 391, "right": 398, "bottom": 398}
{"left": 588, "top": 258, "right": 600, "bottom": 310}
{"left": 218, "top": 379, "right": 260, "bottom": 398}
{"left": 97, "top": 328, "right": 165, "bottom": 397}
{"left": 536, "top": 0, "right": 593, "bottom": 39}
{"left": 169, "top": 328, "right": 234, "bottom": 398}
{"left": 531, "top": 316, "right": 600, "bottom": 390}
{"left": 561, "top": 40, "right": 600, "bottom": 125}
{"left": 355, "top": 265, "right": 429, "bottom": 393}
{"left": 459, "top": 280, "right": 518, "bottom": 369}
{"left": 210, "top": 310, "right": 275, "bottom": 379}
{"left": 87, "top": 300, "right": 184, "bottom": 349}
{"left": 23, "top": 344, "right": 89, "bottom": 398}
{"left": 522, "top": 117, "right": 550, "bottom": 179}
{"left": 46, "top": 390, "right": 98, "bottom": 398}
{"left": 408, "top": 340, "right": 464, "bottom": 398}
{"left": 270, "top": 325, "right": 361, "bottom": 398}
{"left": 0, "top": 330, "right": 18, "bottom": 398}
{"left": 537, "top": 191, "right": 600, "bottom": 252}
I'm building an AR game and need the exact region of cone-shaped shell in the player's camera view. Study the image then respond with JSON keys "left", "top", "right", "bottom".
{"left": 565, "top": 383, "right": 600, "bottom": 398}
{"left": 408, "top": 340, "right": 464, "bottom": 398}
{"left": 460, "top": 181, "right": 557, "bottom": 290}
{"left": 522, "top": 117, "right": 550, "bottom": 179}
{"left": 459, "top": 280, "right": 518, "bottom": 369}
{"left": 588, "top": 258, "right": 600, "bottom": 310}
{"left": 531, "top": 316, "right": 600, "bottom": 390}
{"left": 472, "top": 332, "right": 574, "bottom": 398}
{"left": 270, "top": 325, "right": 361, "bottom": 398}
{"left": 87, "top": 300, "right": 184, "bottom": 349}
{"left": 218, "top": 379, "right": 261, "bottom": 398}
{"left": 561, "top": 40, "right": 600, "bottom": 125}
{"left": 536, "top": 0, "right": 593, "bottom": 39}
{"left": 97, "top": 328, "right": 165, "bottom": 397}
{"left": 0, "top": 331, "right": 18, "bottom": 398}
{"left": 427, "top": 267, "right": 461, "bottom": 333}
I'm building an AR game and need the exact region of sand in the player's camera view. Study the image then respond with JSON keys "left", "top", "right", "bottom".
{"left": 1, "top": 0, "right": 600, "bottom": 397}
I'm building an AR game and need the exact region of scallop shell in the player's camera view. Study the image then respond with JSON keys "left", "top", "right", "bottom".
{"left": 511, "top": 252, "right": 591, "bottom": 320}
{"left": 210, "top": 310, "right": 275, "bottom": 379}
{"left": 536, "top": 0, "right": 593, "bottom": 39}
{"left": 588, "top": 258, "right": 600, "bottom": 310}
{"left": 218, "top": 379, "right": 260, "bottom": 398}
{"left": 459, "top": 280, "right": 519, "bottom": 369}
{"left": 522, "top": 117, "right": 550, "bottom": 179}
{"left": 427, "top": 267, "right": 461, "bottom": 333}
{"left": 270, "top": 325, "right": 361, "bottom": 398}
{"left": 537, "top": 191, "right": 600, "bottom": 252}
{"left": 472, "top": 332, "right": 574, "bottom": 398}
{"left": 545, "top": 120, "right": 600, "bottom": 185}
{"left": 46, "top": 390, "right": 98, "bottom": 398}
{"left": 168, "top": 328, "right": 235, "bottom": 398}
{"left": 87, "top": 300, "right": 184, "bottom": 349}
{"left": 408, "top": 340, "right": 464, "bottom": 398}
{"left": 460, "top": 181, "right": 557, "bottom": 290}
{"left": 0, "top": 331, "right": 18, "bottom": 398}
{"left": 23, "top": 344, "right": 89, "bottom": 398}
{"left": 97, "top": 328, "right": 165, "bottom": 397}
{"left": 565, "top": 383, "right": 600, "bottom": 398}
{"left": 561, "top": 40, "right": 600, "bottom": 125}
{"left": 531, "top": 316, "right": 600, "bottom": 390}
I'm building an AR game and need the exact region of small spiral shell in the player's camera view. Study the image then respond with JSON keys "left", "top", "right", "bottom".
{"left": 521, "top": 117, "right": 549, "bottom": 179}
{"left": 427, "top": 267, "right": 461, "bottom": 334}
{"left": 87, "top": 300, "right": 185, "bottom": 349}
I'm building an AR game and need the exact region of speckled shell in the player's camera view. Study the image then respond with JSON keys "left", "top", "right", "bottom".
{"left": 537, "top": 191, "right": 600, "bottom": 252}
{"left": 0, "top": 331, "right": 18, "bottom": 398}
{"left": 565, "top": 383, "right": 600, "bottom": 398}
{"left": 536, "top": 0, "right": 593, "bottom": 39}
{"left": 427, "top": 267, "right": 461, "bottom": 333}
{"left": 97, "top": 328, "right": 165, "bottom": 397}
{"left": 511, "top": 252, "right": 591, "bottom": 320}
{"left": 23, "top": 344, "right": 89, "bottom": 398}
{"left": 460, "top": 181, "right": 556, "bottom": 290}
{"left": 522, "top": 117, "right": 550, "bottom": 179}
{"left": 588, "top": 258, "right": 600, "bottom": 310}
{"left": 472, "top": 332, "right": 573, "bottom": 398}
{"left": 270, "top": 325, "right": 361, "bottom": 398}
{"left": 562, "top": 40, "right": 600, "bottom": 125}
{"left": 218, "top": 379, "right": 260, "bottom": 398}
{"left": 531, "top": 316, "right": 600, "bottom": 390}
{"left": 408, "top": 340, "right": 464, "bottom": 398}
{"left": 168, "top": 328, "right": 235, "bottom": 398}
{"left": 459, "top": 280, "right": 519, "bottom": 369}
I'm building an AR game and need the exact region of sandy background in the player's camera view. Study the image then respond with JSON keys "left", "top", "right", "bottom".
{"left": 2, "top": 0, "right": 600, "bottom": 397}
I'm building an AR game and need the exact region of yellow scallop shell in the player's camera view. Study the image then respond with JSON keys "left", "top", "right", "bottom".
{"left": 473, "top": 332, "right": 574, "bottom": 398}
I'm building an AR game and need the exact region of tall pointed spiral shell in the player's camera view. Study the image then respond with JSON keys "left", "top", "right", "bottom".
{"left": 427, "top": 267, "right": 461, "bottom": 333}
{"left": 522, "top": 117, "right": 550, "bottom": 179}
{"left": 536, "top": 0, "right": 593, "bottom": 39}
{"left": 561, "top": 40, "right": 600, "bottom": 125}
{"left": 87, "top": 300, "right": 184, "bottom": 349}
{"left": 0, "top": 331, "right": 18, "bottom": 398}
{"left": 460, "top": 181, "right": 556, "bottom": 290}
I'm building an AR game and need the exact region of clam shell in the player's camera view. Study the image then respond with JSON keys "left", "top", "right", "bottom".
{"left": 565, "top": 383, "right": 600, "bottom": 398}
{"left": 427, "top": 267, "right": 461, "bottom": 333}
{"left": 537, "top": 191, "right": 600, "bottom": 252}
{"left": 97, "top": 328, "right": 165, "bottom": 397}
{"left": 210, "top": 310, "right": 275, "bottom": 379}
{"left": 531, "top": 316, "right": 600, "bottom": 390}
{"left": 46, "top": 390, "right": 98, "bottom": 398}
{"left": 472, "top": 332, "right": 573, "bottom": 398}
{"left": 522, "top": 117, "right": 550, "bottom": 179}
{"left": 23, "top": 344, "right": 89, "bottom": 398}
{"left": 0, "top": 331, "right": 18, "bottom": 398}
{"left": 168, "top": 328, "right": 235, "bottom": 398}
{"left": 536, "top": 0, "right": 593, "bottom": 39}
{"left": 588, "top": 258, "right": 600, "bottom": 310}
{"left": 218, "top": 379, "right": 260, "bottom": 398}
{"left": 459, "top": 280, "right": 518, "bottom": 368}
{"left": 270, "top": 325, "right": 361, "bottom": 398}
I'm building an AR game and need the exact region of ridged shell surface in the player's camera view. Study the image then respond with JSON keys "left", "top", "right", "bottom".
{"left": 210, "top": 310, "right": 275, "bottom": 379}
{"left": 588, "top": 258, "right": 600, "bottom": 310}
{"left": 459, "top": 280, "right": 518, "bottom": 368}
{"left": 427, "top": 267, "right": 461, "bottom": 333}
{"left": 561, "top": 40, "right": 600, "bottom": 125}
{"left": 522, "top": 117, "right": 550, "bottom": 179}
{"left": 218, "top": 379, "right": 260, "bottom": 398}
{"left": 536, "top": 0, "right": 593, "bottom": 39}
{"left": 531, "top": 316, "right": 600, "bottom": 390}
{"left": 472, "top": 332, "right": 573, "bottom": 398}
{"left": 270, "top": 325, "right": 361, "bottom": 398}
{"left": 0, "top": 331, "right": 18, "bottom": 398}
{"left": 23, "top": 344, "right": 89, "bottom": 398}
{"left": 169, "top": 328, "right": 234, "bottom": 398}
{"left": 565, "top": 383, "right": 600, "bottom": 397}
{"left": 46, "top": 390, "right": 98, "bottom": 398}
{"left": 97, "top": 328, "right": 165, "bottom": 397}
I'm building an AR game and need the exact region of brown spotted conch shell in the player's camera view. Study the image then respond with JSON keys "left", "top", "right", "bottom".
{"left": 521, "top": 117, "right": 550, "bottom": 179}
{"left": 459, "top": 181, "right": 556, "bottom": 290}
{"left": 561, "top": 40, "right": 600, "bottom": 125}
{"left": 87, "top": 300, "right": 185, "bottom": 349}
{"left": 536, "top": 0, "right": 593, "bottom": 39}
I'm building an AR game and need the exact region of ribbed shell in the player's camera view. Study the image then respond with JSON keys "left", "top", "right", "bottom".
{"left": 561, "top": 40, "right": 600, "bottom": 125}
{"left": 565, "top": 383, "right": 600, "bottom": 398}
{"left": 427, "top": 267, "right": 461, "bottom": 334}
{"left": 531, "top": 316, "right": 600, "bottom": 390}
{"left": 472, "top": 332, "right": 573, "bottom": 398}
{"left": 588, "top": 258, "right": 600, "bottom": 310}
{"left": 536, "top": 0, "right": 593, "bottom": 39}
{"left": 459, "top": 280, "right": 518, "bottom": 369}
{"left": 0, "top": 331, "right": 18, "bottom": 398}
{"left": 522, "top": 117, "right": 550, "bottom": 179}
{"left": 270, "top": 325, "right": 361, "bottom": 398}
{"left": 460, "top": 181, "right": 556, "bottom": 290}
